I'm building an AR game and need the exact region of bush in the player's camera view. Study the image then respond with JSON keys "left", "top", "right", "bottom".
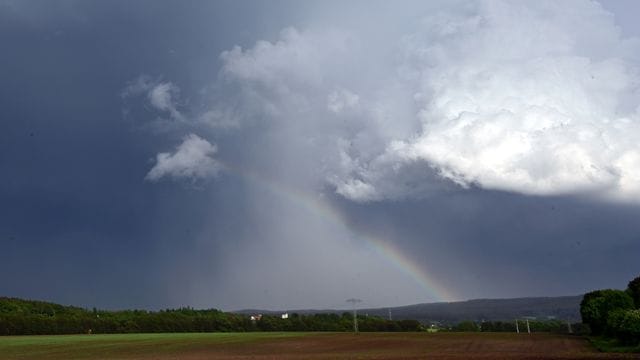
{"left": 607, "top": 309, "right": 640, "bottom": 345}
{"left": 453, "top": 321, "right": 479, "bottom": 332}
{"left": 570, "top": 322, "right": 591, "bottom": 335}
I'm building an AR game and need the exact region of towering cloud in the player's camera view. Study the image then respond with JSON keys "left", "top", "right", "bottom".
{"left": 218, "top": 0, "right": 640, "bottom": 202}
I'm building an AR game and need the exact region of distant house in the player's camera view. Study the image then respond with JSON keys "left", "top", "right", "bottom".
{"left": 250, "top": 314, "right": 262, "bottom": 321}
{"left": 281, "top": 313, "right": 289, "bottom": 319}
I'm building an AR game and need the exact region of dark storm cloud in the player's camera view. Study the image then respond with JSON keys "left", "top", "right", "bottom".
{"left": 332, "top": 190, "right": 640, "bottom": 299}
{"left": 0, "top": 0, "right": 274, "bottom": 309}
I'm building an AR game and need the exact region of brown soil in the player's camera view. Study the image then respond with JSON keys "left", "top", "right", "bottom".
{"left": 162, "top": 333, "right": 638, "bottom": 360}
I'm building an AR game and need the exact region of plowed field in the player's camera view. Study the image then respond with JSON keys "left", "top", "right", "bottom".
{"left": 0, "top": 332, "right": 635, "bottom": 359}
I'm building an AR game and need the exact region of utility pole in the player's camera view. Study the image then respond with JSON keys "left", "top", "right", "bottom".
{"left": 388, "top": 309, "right": 392, "bottom": 321}
{"left": 526, "top": 319, "right": 530, "bottom": 334}
{"left": 515, "top": 319, "right": 520, "bottom": 333}
{"left": 567, "top": 320, "right": 573, "bottom": 334}
{"left": 346, "top": 298, "right": 362, "bottom": 333}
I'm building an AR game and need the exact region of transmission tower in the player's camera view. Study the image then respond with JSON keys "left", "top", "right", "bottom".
{"left": 346, "top": 298, "right": 362, "bottom": 333}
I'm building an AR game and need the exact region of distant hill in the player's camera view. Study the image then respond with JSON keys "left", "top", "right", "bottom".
{"left": 236, "top": 295, "right": 583, "bottom": 325}
{"left": 0, "top": 296, "right": 86, "bottom": 316}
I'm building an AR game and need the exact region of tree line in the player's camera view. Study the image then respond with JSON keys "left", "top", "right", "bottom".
{"left": 447, "top": 319, "right": 588, "bottom": 334}
{"left": 580, "top": 275, "right": 640, "bottom": 346}
{"left": 0, "top": 297, "right": 420, "bottom": 335}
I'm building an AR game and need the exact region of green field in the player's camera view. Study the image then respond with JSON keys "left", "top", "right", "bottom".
{"left": 0, "top": 333, "right": 303, "bottom": 360}
{"left": 0, "top": 332, "right": 635, "bottom": 359}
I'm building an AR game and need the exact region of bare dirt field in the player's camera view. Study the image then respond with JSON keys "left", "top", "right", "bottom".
{"left": 0, "top": 332, "right": 636, "bottom": 360}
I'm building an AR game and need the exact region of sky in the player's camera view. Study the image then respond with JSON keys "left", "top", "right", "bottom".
{"left": 1, "top": 0, "right": 639, "bottom": 311}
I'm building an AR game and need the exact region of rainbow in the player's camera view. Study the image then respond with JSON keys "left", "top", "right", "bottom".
{"left": 220, "top": 162, "right": 456, "bottom": 303}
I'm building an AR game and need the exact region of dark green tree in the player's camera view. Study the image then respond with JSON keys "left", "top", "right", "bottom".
{"left": 580, "top": 289, "right": 634, "bottom": 335}
{"left": 626, "top": 275, "right": 640, "bottom": 309}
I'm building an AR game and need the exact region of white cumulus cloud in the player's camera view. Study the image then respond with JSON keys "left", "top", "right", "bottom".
{"left": 146, "top": 134, "right": 220, "bottom": 182}
{"left": 216, "top": 0, "right": 640, "bottom": 202}
{"left": 147, "top": 82, "right": 183, "bottom": 121}
{"left": 389, "top": 1, "right": 640, "bottom": 202}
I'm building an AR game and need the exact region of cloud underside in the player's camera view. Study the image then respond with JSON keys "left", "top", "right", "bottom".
{"left": 214, "top": 0, "right": 640, "bottom": 202}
